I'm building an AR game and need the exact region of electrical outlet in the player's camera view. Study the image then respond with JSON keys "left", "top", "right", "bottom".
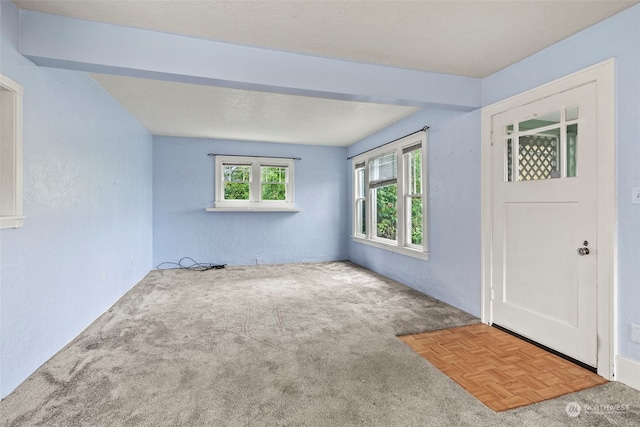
{"left": 632, "top": 324, "right": 640, "bottom": 344}
{"left": 256, "top": 258, "right": 262, "bottom": 265}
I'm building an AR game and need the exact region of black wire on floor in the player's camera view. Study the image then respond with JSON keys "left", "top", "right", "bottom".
{"left": 156, "top": 257, "right": 226, "bottom": 271}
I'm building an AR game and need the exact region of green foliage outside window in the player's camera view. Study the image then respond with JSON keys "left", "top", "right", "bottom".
{"left": 261, "top": 166, "right": 287, "bottom": 201}
{"left": 224, "top": 182, "right": 250, "bottom": 200}
{"left": 374, "top": 150, "right": 423, "bottom": 244}
{"left": 411, "top": 197, "right": 423, "bottom": 245}
{"left": 376, "top": 184, "right": 397, "bottom": 240}
{"left": 409, "top": 151, "right": 423, "bottom": 245}
{"left": 223, "top": 165, "right": 288, "bottom": 201}
{"left": 224, "top": 165, "right": 250, "bottom": 200}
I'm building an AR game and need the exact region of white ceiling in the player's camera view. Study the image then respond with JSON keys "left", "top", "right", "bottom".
{"left": 13, "top": 0, "right": 639, "bottom": 146}
{"left": 91, "top": 73, "right": 419, "bottom": 145}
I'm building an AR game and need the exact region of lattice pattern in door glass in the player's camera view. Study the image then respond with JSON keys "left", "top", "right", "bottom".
{"left": 518, "top": 135, "right": 559, "bottom": 181}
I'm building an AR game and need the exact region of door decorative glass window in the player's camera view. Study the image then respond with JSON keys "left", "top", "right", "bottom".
{"left": 504, "top": 107, "right": 579, "bottom": 182}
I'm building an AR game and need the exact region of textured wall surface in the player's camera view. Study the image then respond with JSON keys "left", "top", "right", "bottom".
{"left": 2, "top": 0, "right": 638, "bottom": 401}
{"left": 0, "top": 2, "right": 153, "bottom": 398}
{"left": 153, "top": 137, "right": 348, "bottom": 267}
{"left": 346, "top": 108, "right": 482, "bottom": 316}
{"left": 483, "top": 4, "right": 640, "bottom": 362}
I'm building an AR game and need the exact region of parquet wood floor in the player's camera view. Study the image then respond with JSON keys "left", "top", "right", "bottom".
{"left": 399, "top": 323, "right": 608, "bottom": 412}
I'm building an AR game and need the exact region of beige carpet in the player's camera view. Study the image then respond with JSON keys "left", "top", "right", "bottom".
{"left": 1, "top": 262, "right": 638, "bottom": 426}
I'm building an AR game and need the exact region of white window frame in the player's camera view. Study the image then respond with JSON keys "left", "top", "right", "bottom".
{"left": 209, "top": 155, "right": 297, "bottom": 211}
{"left": 354, "top": 162, "right": 367, "bottom": 236}
{"left": 0, "top": 74, "right": 24, "bottom": 229}
{"left": 352, "top": 131, "right": 428, "bottom": 260}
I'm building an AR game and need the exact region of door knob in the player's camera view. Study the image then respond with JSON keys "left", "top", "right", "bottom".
{"left": 577, "top": 247, "right": 590, "bottom": 256}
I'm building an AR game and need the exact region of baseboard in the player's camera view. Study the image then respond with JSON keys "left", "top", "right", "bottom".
{"left": 615, "top": 355, "right": 640, "bottom": 392}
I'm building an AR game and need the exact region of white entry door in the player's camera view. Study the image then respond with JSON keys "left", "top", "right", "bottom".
{"left": 490, "top": 82, "right": 597, "bottom": 367}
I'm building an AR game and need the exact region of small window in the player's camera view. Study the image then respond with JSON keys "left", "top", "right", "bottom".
{"left": 214, "top": 156, "right": 295, "bottom": 210}
{"left": 504, "top": 106, "right": 580, "bottom": 182}
{"left": 352, "top": 131, "right": 428, "bottom": 259}
{"left": 0, "top": 74, "right": 24, "bottom": 229}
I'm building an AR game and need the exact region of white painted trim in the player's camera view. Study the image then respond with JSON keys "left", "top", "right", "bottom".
{"left": 206, "top": 207, "right": 301, "bottom": 212}
{"left": 615, "top": 356, "right": 640, "bottom": 392}
{"left": 0, "top": 74, "right": 24, "bottom": 229}
{"left": 0, "top": 215, "right": 25, "bottom": 228}
{"left": 352, "top": 236, "right": 430, "bottom": 261}
{"left": 480, "top": 59, "right": 616, "bottom": 379}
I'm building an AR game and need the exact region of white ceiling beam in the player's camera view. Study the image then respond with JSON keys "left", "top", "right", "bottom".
{"left": 19, "top": 11, "right": 481, "bottom": 110}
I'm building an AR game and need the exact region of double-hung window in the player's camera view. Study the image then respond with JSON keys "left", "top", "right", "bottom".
{"left": 213, "top": 156, "right": 295, "bottom": 210}
{"left": 352, "top": 131, "right": 428, "bottom": 259}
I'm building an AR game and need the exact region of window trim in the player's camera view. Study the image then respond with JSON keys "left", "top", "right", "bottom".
{"left": 352, "top": 131, "right": 429, "bottom": 260}
{"left": 0, "top": 74, "right": 24, "bottom": 229}
{"left": 211, "top": 155, "right": 297, "bottom": 211}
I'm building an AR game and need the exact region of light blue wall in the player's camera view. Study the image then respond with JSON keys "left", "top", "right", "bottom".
{"left": 345, "top": 4, "right": 640, "bottom": 347}
{"left": 346, "top": 108, "right": 482, "bottom": 316}
{"left": 19, "top": 10, "right": 482, "bottom": 110}
{"left": 0, "top": 2, "right": 153, "bottom": 398}
{"left": 482, "top": 4, "right": 640, "bottom": 363}
{"left": 2, "top": 0, "right": 638, "bottom": 400}
{"left": 153, "top": 137, "right": 348, "bottom": 267}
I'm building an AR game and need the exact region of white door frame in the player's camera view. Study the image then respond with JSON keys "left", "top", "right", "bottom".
{"left": 480, "top": 59, "right": 616, "bottom": 379}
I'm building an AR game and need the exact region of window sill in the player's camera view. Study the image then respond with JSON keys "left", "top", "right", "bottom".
{"left": 206, "top": 207, "right": 301, "bottom": 212}
{"left": 0, "top": 215, "right": 25, "bottom": 229}
{"left": 352, "top": 236, "right": 429, "bottom": 260}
